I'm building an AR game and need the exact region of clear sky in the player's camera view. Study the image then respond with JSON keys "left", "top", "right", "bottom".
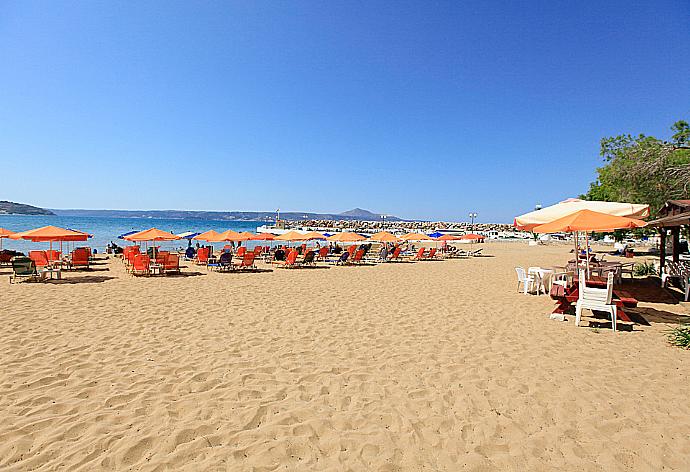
{"left": 1, "top": 1, "right": 689, "bottom": 222}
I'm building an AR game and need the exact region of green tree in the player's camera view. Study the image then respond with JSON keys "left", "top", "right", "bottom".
{"left": 671, "top": 120, "right": 689, "bottom": 146}
{"left": 585, "top": 120, "right": 690, "bottom": 216}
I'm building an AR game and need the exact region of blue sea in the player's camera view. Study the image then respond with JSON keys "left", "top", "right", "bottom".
{"left": 0, "top": 215, "right": 267, "bottom": 253}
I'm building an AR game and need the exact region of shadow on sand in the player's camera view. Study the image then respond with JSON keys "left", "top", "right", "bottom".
{"left": 45, "top": 275, "right": 117, "bottom": 284}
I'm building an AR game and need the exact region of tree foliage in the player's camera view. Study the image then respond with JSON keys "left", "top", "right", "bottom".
{"left": 585, "top": 120, "right": 690, "bottom": 216}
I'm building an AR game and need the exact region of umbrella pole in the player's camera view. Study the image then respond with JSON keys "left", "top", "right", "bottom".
{"left": 585, "top": 232, "right": 590, "bottom": 278}
{"left": 574, "top": 231, "right": 579, "bottom": 272}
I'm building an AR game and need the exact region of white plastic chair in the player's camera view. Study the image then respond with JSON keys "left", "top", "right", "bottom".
{"left": 515, "top": 267, "right": 536, "bottom": 295}
{"left": 575, "top": 270, "right": 617, "bottom": 332}
{"left": 527, "top": 267, "right": 545, "bottom": 295}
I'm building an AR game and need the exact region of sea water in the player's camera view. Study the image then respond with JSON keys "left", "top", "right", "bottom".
{"left": 0, "top": 215, "right": 266, "bottom": 254}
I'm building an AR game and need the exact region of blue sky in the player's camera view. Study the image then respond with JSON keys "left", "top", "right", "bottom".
{"left": 1, "top": 1, "right": 689, "bottom": 222}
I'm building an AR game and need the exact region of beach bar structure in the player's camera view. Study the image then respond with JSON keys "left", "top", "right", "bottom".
{"left": 648, "top": 200, "right": 690, "bottom": 270}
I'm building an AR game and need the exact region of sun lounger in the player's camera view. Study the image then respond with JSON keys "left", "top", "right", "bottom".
{"left": 46, "top": 250, "right": 61, "bottom": 263}
{"left": 469, "top": 248, "right": 483, "bottom": 257}
{"left": 334, "top": 252, "right": 349, "bottom": 265}
{"left": 216, "top": 252, "right": 234, "bottom": 271}
{"left": 301, "top": 250, "right": 316, "bottom": 266}
{"left": 387, "top": 247, "right": 402, "bottom": 262}
{"left": 163, "top": 253, "right": 180, "bottom": 274}
{"left": 348, "top": 249, "right": 365, "bottom": 265}
{"left": 29, "top": 250, "right": 50, "bottom": 269}
{"left": 277, "top": 250, "right": 299, "bottom": 268}
{"left": 195, "top": 247, "right": 209, "bottom": 265}
{"left": 316, "top": 246, "right": 329, "bottom": 262}
{"left": 410, "top": 247, "right": 426, "bottom": 261}
{"left": 68, "top": 248, "right": 90, "bottom": 270}
{"left": 9, "top": 256, "right": 41, "bottom": 284}
{"left": 233, "top": 252, "right": 256, "bottom": 270}
{"left": 132, "top": 254, "right": 150, "bottom": 276}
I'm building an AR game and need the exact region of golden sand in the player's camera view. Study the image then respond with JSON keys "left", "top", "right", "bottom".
{"left": 1, "top": 243, "right": 689, "bottom": 471}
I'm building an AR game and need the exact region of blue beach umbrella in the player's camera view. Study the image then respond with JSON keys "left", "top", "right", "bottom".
{"left": 118, "top": 230, "right": 139, "bottom": 240}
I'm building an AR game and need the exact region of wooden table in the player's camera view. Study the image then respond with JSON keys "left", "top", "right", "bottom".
{"left": 550, "top": 279, "right": 638, "bottom": 322}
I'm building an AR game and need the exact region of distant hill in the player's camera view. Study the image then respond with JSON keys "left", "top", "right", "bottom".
{"left": 50, "top": 208, "right": 403, "bottom": 222}
{"left": 0, "top": 201, "right": 54, "bottom": 216}
{"left": 339, "top": 208, "right": 389, "bottom": 219}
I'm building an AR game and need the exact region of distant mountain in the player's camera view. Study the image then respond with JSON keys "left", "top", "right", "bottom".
{"left": 50, "top": 208, "right": 403, "bottom": 222}
{"left": 339, "top": 208, "right": 388, "bottom": 219}
{"left": 0, "top": 201, "right": 54, "bottom": 216}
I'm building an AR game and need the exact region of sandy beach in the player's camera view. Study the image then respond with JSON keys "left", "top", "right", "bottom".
{"left": 1, "top": 242, "right": 689, "bottom": 471}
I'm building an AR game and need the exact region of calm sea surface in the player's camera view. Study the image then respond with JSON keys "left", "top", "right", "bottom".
{"left": 0, "top": 215, "right": 266, "bottom": 253}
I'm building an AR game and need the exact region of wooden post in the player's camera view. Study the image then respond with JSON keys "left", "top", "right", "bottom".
{"left": 671, "top": 227, "right": 680, "bottom": 262}
{"left": 659, "top": 228, "right": 666, "bottom": 270}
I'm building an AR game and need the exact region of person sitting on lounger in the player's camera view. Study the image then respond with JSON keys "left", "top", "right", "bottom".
{"left": 379, "top": 245, "right": 388, "bottom": 261}
{"left": 274, "top": 247, "right": 286, "bottom": 261}
{"left": 185, "top": 246, "right": 196, "bottom": 259}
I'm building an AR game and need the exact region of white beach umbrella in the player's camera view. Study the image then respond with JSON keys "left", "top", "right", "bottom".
{"left": 514, "top": 198, "right": 649, "bottom": 231}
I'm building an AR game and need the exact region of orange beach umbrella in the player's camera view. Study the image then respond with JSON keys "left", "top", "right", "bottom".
{"left": 434, "top": 234, "right": 459, "bottom": 241}
{"left": 370, "top": 231, "right": 400, "bottom": 242}
{"left": 326, "top": 232, "right": 366, "bottom": 242}
{"left": 459, "top": 233, "right": 485, "bottom": 241}
{"left": 0, "top": 228, "right": 17, "bottom": 250}
{"left": 532, "top": 210, "right": 646, "bottom": 233}
{"left": 514, "top": 198, "right": 650, "bottom": 231}
{"left": 533, "top": 210, "right": 646, "bottom": 277}
{"left": 251, "top": 232, "right": 276, "bottom": 241}
{"left": 208, "top": 230, "right": 243, "bottom": 242}
{"left": 10, "top": 225, "right": 91, "bottom": 258}
{"left": 301, "top": 231, "right": 327, "bottom": 240}
{"left": 11, "top": 225, "right": 91, "bottom": 242}
{"left": 0, "top": 228, "right": 17, "bottom": 238}
{"left": 400, "top": 232, "right": 432, "bottom": 241}
{"left": 275, "top": 231, "right": 308, "bottom": 241}
{"left": 124, "top": 228, "right": 180, "bottom": 242}
{"left": 193, "top": 230, "right": 222, "bottom": 242}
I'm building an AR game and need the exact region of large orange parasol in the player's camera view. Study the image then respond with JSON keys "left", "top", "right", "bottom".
{"left": 208, "top": 230, "right": 243, "bottom": 242}
{"left": 370, "top": 231, "right": 400, "bottom": 242}
{"left": 534, "top": 210, "right": 646, "bottom": 277}
{"left": 326, "top": 232, "right": 366, "bottom": 242}
{"left": 0, "top": 228, "right": 16, "bottom": 250}
{"left": 251, "top": 232, "right": 276, "bottom": 241}
{"left": 301, "top": 231, "right": 327, "bottom": 240}
{"left": 124, "top": 228, "right": 181, "bottom": 242}
{"left": 459, "top": 233, "right": 485, "bottom": 241}
{"left": 434, "top": 234, "right": 459, "bottom": 241}
{"left": 11, "top": 225, "right": 91, "bottom": 260}
{"left": 400, "top": 232, "right": 432, "bottom": 241}
{"left": 532, "top": 210, "right": 646, "bottom": 233}
{"left": 275, "top": 231, "right": 308, "bottom": 241}
{"left": 193, "top": 230, "right": 222, "bottom": 242}
{"left": 514, "top": 198, "right": 650, "bottom": 231}
{"left": 11, "top": 225, "right": 91, "bottom": 242}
